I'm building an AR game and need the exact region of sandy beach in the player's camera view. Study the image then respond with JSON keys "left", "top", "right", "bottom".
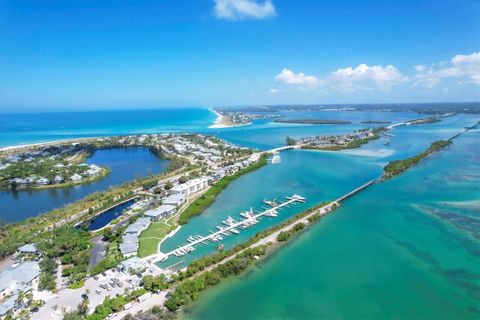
{"left": 208, "top": 109, "right": 251, "bottom": 129}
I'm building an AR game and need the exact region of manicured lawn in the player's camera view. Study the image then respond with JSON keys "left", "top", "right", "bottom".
{"left": 138, "top": 222, "right": 172, "bottom": 258}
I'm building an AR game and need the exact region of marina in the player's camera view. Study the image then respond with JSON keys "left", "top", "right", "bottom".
{"left": 153, "top": 194, "right": 306, "bottom": 262}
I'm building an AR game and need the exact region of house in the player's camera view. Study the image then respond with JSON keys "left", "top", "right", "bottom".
{"left": 171, "top": 177, "right": 210, "bottom": 196}
{"left": 70, "top": 173, "right": 82, "bottom": 182}
{"left": 162, "top": 194, "right": 186, "bottom": 207}
{"left": 144, "top": 205, "right": 176, "bottom": 221}
{"left": 118, "top": 257, "right": 145, "bottom": 273}
{"left": 0, "top": 261, "right": 40, "bottom": 300}
{"left": 17, "top": 243, "right": 38, "bottom": 255}
{"left": 36, "top": 177, "right": 49, "bottom": 186}
{"left": 54, "top": 175, "right": 64, "bottom": 184}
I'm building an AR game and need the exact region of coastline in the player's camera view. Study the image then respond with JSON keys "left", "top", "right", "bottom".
{"left": 208, "top": 108, "right": 251, "bottom": 129}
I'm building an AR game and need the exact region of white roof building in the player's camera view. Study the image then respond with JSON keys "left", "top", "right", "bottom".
{"left": 17, "top": 243, "right": 38, "bottom": 254}
{"left": 162, "top": 194, "right": 186, "bottom": 207}
{"left": 118, "top": 257, "right": 145, "bottom": 273}
{"left": 144, "top": 205, "right": 176, "bottom": 220}
{"left": 0, "top": 261, "right": 40, "bottom": 299}
{"left": 171, "top": 176, "right": 210, "bottom": 196}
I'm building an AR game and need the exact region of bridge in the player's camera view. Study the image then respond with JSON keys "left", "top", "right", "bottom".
{"left": 334, "top": 180, "right": 375, "bottom": 203}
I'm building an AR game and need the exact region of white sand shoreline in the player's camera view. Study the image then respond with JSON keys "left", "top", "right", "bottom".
{"left": 208, "top": 108, "right": 251, "bottom": 129}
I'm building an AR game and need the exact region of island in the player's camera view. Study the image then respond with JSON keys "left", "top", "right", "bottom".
{"left": 274, "top": 118, "right": 352, "bottom": 125}
{"left": 0, "top": 144, "right": 109, "bottom": 190}
{"left": 297, "top": 127, "right": 387, "bottom": 151}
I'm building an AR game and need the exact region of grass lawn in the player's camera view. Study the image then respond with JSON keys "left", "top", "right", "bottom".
{"left": 138, "top": 222, "right": 172, "bottom": 258}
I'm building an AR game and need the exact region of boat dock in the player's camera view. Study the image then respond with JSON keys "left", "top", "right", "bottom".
{"left": 158, "top": 194, "right": 306, "bottom": 261}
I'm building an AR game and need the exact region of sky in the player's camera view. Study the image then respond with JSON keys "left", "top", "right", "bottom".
{"left": 0, "top": 0, "right": 479, "bottom": 112}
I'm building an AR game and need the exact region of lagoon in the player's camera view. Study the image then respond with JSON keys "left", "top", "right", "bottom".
{"left": 0, "top": 147, "right": 169, "bottom": 223}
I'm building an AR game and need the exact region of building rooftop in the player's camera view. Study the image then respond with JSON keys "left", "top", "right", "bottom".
{"left": 144, "top": 204, "right": 176, "bottom": 218}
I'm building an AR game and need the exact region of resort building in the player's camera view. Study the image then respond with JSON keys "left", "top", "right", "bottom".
{"left": 171, "top": 176, "right": 210, "bottom": 196}
{"left": 162, "top": 194, "right": 186, "bottom": 207}
{"left": 144, "top": 204, "right": 176, "bottom": 221}
{"left": 118, "top": 257, "right": 145, "bottom": 274}
{"left": 0, "top": 261, "right": 40, "bottom": 301}
{"left": 124, "top": 217, "right": 151, "bottom": 236}
{"left": 119, "top": 234, "right": 139, "bottom": 258}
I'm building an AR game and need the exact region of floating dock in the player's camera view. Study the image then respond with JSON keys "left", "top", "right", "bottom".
{"left": 160, "top": 194, "right": 306, "bottom": 261}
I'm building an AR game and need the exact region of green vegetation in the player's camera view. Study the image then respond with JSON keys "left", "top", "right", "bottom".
{"left": 286, "top": 136, "right": 297, "bottom": 146}
{"left": 38, "top": 257, "right": 57, "bottom": 291}
{"left": 383, "top": 140, "right": 452, "bottom": 179}
{"left": 138, "top": 222, "right": 173, "bottom": 258}
{"left": 141, "top": 274, "right": 169, "bottom": 292}
{"left": 178, "top": 155, "right": 268, "bottom": 225}
{"left": 276, "top": 222, "right": 305, "bottom": 242}
{"left": 37, "top": 227, "right": 92, "bottom": 287}
{"left": 303, "top": 127, "right": 386, "bottom": 151}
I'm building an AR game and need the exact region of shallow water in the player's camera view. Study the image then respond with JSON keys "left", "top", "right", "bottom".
{"left": 181, "top": 126, "right": 480, "bottom": 320}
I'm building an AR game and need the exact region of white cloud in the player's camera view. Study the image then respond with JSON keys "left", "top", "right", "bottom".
{"left": 214, "top": 0, "right": 276, "bottom": 20}
{"left": 414, "top": 65, "right": 427, "bottom": 72}
{"left": 275, "top": 68, "right": 320, "bottom": 88}
{"left": 413, "top": 52, "right": 480, "bottom": 88}
{"left": 269, "top": 88, "right": 278, "bottom": 94}
{"left": 329, "top": 64, "right": 407, "bottom": 91}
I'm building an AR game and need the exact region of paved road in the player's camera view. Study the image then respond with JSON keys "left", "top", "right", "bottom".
{"left": 88, "top": 235, "right": 107, "bottom": 268}
{"left": 110, "top": 291, "right": 168, "bottom": 320}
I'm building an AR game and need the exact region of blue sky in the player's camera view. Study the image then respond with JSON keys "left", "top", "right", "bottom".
{"left": 0, "top": 0, "right": 478, "bottom": 111}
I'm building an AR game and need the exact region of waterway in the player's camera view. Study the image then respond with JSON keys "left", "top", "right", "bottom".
{"left": 0, "top": 147, "right": 169, "bottom": 223}
{"left": 86, "top": 198, "right": 136, "bottom": 231}
{"left": 181, "top": 119, "right": 480, "bottom": 319}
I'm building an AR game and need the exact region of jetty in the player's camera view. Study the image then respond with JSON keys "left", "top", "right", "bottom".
{"left": 152, "top": 194, "right": 306, "bottom": 262}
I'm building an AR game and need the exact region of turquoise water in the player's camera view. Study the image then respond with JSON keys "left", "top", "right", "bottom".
{"left": 0, "top": 108, "right": 419, "bottom": 150}
{"left": 0, "top": 147, "right": 169, "bottom": 222}
{"left": 182, "top": 124, "right": 480, "bottom": 320}
{"left": 159, "top": 113, "right": 479, "bottom": 267}
{"left": 0, "top": 108, "right": 215, "bottom": 148}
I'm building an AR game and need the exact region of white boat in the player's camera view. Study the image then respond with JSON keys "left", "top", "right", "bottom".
{"left": 230, "top": 228, "right": 240, "bottom": 234}
{"left": 271, "top": 154, "right": 281, "bottom": 164}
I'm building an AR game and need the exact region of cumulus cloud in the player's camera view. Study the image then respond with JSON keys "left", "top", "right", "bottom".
{"left": 413, "top": 52, "right": 480, "bottom": 88}
{"left": 214, "top": 0, "right": 276, "bottom": 20}
{"left": 329, "top": 64, "right": 407, "bottom": 91}
{"left": 275, "top": 68, "right": 320, "bottom": 88}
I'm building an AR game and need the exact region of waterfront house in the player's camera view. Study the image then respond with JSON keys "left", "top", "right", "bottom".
{"left": 162, "top": 194, "right": 186, "bottom": 207}
{"left": 144, "top": 204, "right": 176, "bottom": 221}
{"left": 36, "top": 177, "right": 49, "bottom": 186}
{"left": 70, "top": 173, "right": 82, "bottom": 182}
{"left": 54, "top": 175, "right": 64, "bottom": 184}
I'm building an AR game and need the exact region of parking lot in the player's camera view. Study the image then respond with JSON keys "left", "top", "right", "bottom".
{"left": 32, "top": 269, "right": 142, "bottom": 320}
